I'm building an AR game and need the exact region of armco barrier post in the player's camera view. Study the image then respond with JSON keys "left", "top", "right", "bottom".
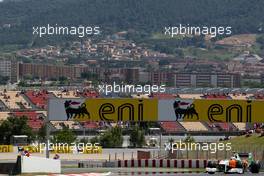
{"left": 78, "top": 162, "right": 84, "bottom": 168}
{"left": 186, "top": 148, "right": 189, "bottom": 159}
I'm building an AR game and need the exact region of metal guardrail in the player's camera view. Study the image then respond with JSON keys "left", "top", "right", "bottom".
{"left": 78, "top": 160, "right": 105, "bottom": 168}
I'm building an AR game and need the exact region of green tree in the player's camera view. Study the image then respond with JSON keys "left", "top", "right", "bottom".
{"left": 183, "top": 134, "right": 195, "bottom": 143}
{"left": 81, "top": 72, "right": 99, "bottom": 81}
{"left": 90, "top": 136, "right": 100, "bottom": 144}
{"left": 256, "top": 35, "right": 264, "bottom": 46}
{"left": 0, "top": 75, "right": 9, "bottom": 85}
{"left": 0, "top": 116, "right": 34, "bottom": 144}
{"left": 243, "top": 81, "right": 264, "bottom": 88}
{"left": 174, "top": 48, "right": 184, "bottom": 58}
{"left": 129, "top": 125, "right": 145, "bottom": 148}
{"left": 79, "top": 137, "right": 89, "bottom": 144}
{"left": 99, "top": 127, "right": 123, "bottom": 148}
{"left": 67, "top": 56, "right": 83, "bottom": 65}
{"left": 37, "top": 124, "right": 46, "bottom": 143}
{"left": 18, "top": 81, "right": 27, "bottom": 87}
{"left": 256, "top": 35, "right": 264, "bottom": 56}
{"left": 23, "top": 74, "right": 33, "bottom": 80}
{"left": 52, "top": 126, "right": 76, "bottom": 144}
{"left": 58, "top": 76, "right": 68, "bottom": 85}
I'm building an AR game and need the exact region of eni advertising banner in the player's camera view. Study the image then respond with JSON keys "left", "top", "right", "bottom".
{"left": 184, "top": 99, "right": 262, "bottom": 123}
{"left": 48, "top": 98, "right": 264, "bottom": 122}
{"left": 48, "top": 98, "right": 158, "bottom": 121}
{"left": 159, "top": 99, "right": 264, "bottom": 122}
{"left": 0, "top": 145, "right": 13, "bottom": 153}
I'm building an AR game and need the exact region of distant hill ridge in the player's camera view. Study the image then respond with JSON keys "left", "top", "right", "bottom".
{"left": 0, "top": 0, "right": 263, "bottom": 46}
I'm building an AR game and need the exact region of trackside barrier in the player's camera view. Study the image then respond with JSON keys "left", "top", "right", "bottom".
{"left": 23, "top": 145, "right": 43, "bottom": 153}
{"left": 116, "top": 159, "right": 207, "bottom": 168}
{"left": 21, "top": 156, "right": 61, "bottom": 173}
{"left": 22, "top": 145, "right": 103, "bottom": 154}
{"left": 82, "top": 146, "right": 103, "bottom": 154}
{"left": 0, "top": 156, "right": 61, "bottom": 174}
{"left": 77, "top": 159, "right": 208, "bottom": 168}
{"left": 0, "top": 145, "right": 13, "bottom": 153}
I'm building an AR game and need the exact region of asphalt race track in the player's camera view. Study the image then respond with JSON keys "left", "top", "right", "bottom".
{"left": 59, "top": 168, "right": 264, "bottom": 176}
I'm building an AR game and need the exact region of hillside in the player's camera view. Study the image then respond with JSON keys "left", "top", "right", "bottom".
{"left": 0, "top": 0, "right": 264, "bottom": 47}
{"left": 216, "top": 34, "right": 257, "bottom": 46}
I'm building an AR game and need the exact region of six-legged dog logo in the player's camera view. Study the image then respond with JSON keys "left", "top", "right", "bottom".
{"left": 173, "top": 100, "right": 199, "bottom": 120}
{"left": 64, "top": 100, "right": 90, "bottom": 120}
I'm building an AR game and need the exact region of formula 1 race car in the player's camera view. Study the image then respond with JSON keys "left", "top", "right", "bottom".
{"left": 206, "top": 152, "right": 261, "bottom": 174}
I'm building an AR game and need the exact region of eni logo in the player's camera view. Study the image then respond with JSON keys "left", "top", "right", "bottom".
{"left": 99, "top": 99, "right": 144, "bottom": 121}
{"left": 207, "top": 100, "right": 252, "bottom": 122}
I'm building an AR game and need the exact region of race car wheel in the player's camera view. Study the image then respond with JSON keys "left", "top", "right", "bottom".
{"left": 207, "top": 160, "right": 217, "bottom": 168}
{"left": 250, "top": 161, "right": 260, "bottom": 173}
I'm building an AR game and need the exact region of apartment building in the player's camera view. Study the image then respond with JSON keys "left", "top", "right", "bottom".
{"left": 19, "top": 63, "right": 90, "bottom": 80}
{"left": 149, "top": 71, "right": 173, "bottom": 86}
{"left": 0, "top": 59, "right": 19, "bottom": 83}
{"left": 0, "top": 59, "right": 11, "bottom": 77}
{"left": 174, "top": 72, "right": 241, "bottom": 88}
{"left": 125, "top": 68, "right": 139, "bottom": 84}
{"left": 18, "top": 63, "right": 141, "bottom": 84}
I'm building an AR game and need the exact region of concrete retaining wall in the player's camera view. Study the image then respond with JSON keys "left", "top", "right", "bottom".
{"left": 21, "top": 156, "right": 61, "bottom": 173}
